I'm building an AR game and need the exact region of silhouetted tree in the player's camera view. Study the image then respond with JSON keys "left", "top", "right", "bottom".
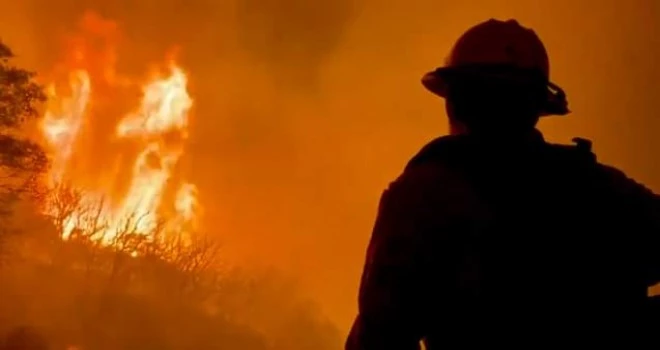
{"left": 0, "top": 41, "right": 48, "bottom": 255}
{"left": 0, "top": 42, "right": 47, "bottom": 177}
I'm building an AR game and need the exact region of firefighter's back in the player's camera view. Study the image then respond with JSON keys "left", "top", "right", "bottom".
{"left": 411, "top": 135, "right": 655, "bottom": 346}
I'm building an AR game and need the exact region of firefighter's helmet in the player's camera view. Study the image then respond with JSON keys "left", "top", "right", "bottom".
{"left": 422, "top": 19, "right": 569, "bottom": 116}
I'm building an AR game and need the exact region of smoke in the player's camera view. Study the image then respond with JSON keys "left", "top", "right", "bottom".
{"left": 0, "top": 0, "right": 659, "bottom": 338}
{"left": 235, "top": 0, "right": 354, "bottom": 90}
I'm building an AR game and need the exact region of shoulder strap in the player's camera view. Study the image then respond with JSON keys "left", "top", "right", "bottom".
{"left": 543, "top": 137, "right": 597, "bottom": 164}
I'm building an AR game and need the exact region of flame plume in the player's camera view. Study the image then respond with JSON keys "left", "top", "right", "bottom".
{"left": 39, "top": 13, "right": 198, "bottom": 246}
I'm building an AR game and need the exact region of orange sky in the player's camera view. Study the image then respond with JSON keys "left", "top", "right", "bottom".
{"left": 1, "top": 0, "right": 659, "bottom": 336}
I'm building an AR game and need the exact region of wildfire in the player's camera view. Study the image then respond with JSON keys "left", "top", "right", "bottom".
{"left": 39, "top": 12, "right": 199, "bottom": 245}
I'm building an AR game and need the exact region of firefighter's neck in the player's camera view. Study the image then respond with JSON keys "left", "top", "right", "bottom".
{"left": 448, "top": 120, "right": 543, "bottom": 143}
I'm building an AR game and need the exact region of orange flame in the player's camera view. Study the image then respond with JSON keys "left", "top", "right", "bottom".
{"left": 39, "top": 13, "right": 198, "bottom": 245}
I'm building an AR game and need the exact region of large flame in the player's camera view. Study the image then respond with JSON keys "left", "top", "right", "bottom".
{"left": 39, "top": 12, "right": 198, "bottom": 245}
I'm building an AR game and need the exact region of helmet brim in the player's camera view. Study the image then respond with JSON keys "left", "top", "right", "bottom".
{"left": 422, "top": 66, "right": 570, "bottom": 117}
{"left": 421, "top": 67, "right": 456, "bottom": 98}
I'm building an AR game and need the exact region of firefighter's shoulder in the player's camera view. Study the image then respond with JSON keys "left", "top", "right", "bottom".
{"left": 379, "top": 135, "right": 483, "bottom": 216}
{"left": 595, "top": 163, "right": 657, "bottom": 199}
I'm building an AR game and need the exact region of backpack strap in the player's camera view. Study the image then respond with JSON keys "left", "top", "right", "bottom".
{"left": 542, "top": 137, "right": 598, "bottom": 175}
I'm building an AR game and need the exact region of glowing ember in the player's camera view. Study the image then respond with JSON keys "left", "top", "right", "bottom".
{"left": 39, "top": 13, "right": 198, "bottom": 246}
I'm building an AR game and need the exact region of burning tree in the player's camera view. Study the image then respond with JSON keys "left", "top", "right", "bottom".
{"left": 38, "top": 12, "right": 200, "bottom": 250}
{"left": 0, "top": 12, "right": 343, "bottom": 350}
{"left": 26, "top": 10, "right": 229, "bottom": 309}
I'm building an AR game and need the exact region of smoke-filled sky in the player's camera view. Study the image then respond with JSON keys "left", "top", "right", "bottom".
{"left": 1, "top": 0, "right": 659, "bottom": 335}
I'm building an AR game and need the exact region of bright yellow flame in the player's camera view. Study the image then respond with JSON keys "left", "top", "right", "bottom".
{"left": 42, "top": 70, "right": 91, "bottom": 184}
{"left": 116, "top": 65, "right": 192, "bottom": 137}
{"left": 111, "top": 64, "right": 194, "bottom": 237}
